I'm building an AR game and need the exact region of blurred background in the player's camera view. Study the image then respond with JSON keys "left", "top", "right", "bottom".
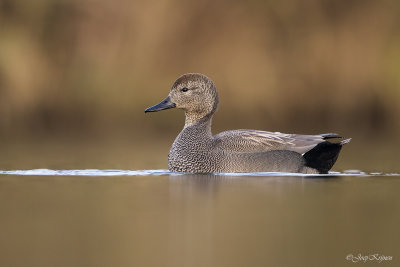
{"left": 0, "top": 0, "right": 399, "bottom": 171}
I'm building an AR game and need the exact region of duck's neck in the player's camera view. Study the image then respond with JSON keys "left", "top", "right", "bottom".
{"left": 184, "top": 112, "right": 213, "bottom": 137}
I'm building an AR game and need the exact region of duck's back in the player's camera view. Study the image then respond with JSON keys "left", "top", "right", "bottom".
{"left": 214, "top": 130, "right": 342, "bottom": 154}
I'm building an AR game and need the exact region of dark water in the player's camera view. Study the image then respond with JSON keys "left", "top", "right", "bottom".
{"left": 0, "top": 170, "right": 399, "bottom": 267}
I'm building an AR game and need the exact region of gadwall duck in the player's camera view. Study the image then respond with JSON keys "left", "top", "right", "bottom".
{"left": 145, "top": 73, "right": 350, "bottom": 174}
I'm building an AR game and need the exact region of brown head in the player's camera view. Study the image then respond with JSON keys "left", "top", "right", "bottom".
{"left": 145, "top": 73, "right": 219, "bottom": 126}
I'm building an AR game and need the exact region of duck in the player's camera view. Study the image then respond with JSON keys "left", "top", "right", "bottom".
{"left": 145, "top": 73, "right": 350, "bottom": 174}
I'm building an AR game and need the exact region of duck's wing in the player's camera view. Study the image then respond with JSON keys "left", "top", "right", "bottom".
{"left": 213, "top": 130, "right": 342, "bottom": 154}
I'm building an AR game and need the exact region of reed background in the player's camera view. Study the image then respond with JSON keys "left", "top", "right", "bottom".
{"left": 1, "top": 0, "right": 399, "bottom": 171}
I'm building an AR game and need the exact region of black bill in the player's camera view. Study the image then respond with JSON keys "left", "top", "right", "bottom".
{"left": 145, "top": 96, "right": 176, "bottom": 113}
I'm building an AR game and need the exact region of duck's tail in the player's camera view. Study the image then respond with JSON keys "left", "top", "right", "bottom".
{"left": 303, "top": 138, "right": 351, "bottom": 174}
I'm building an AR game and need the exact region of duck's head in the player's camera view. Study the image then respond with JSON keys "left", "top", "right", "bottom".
{"left": 145, "top": 73, "right": 219, "bottom": 125}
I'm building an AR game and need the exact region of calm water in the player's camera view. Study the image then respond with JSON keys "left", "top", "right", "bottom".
{"left": 0, "top": 169, "right": 399, "bottom": 267}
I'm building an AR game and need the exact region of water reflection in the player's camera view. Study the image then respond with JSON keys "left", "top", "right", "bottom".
{"left": 0, "top": 171, "right": 399, "bottom": 267}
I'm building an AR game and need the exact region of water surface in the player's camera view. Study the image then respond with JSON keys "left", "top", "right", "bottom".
{"left": 1, "top": 170, "right": 399, "bottom": 267}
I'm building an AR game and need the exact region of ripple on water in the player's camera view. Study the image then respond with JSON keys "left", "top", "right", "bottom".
{"left": 0, "top": 169, "right": 398, "bottom": 177}
{"left": 0, "top": 169, "right": 170, "bottom": 176}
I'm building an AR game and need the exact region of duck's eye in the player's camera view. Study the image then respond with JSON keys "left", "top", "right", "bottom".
{"left": 181, "top": 87, "right": 189, "bottom": 92}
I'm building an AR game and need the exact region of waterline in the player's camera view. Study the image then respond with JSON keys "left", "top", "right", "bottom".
{"left": 0, "top": 169, "right": 398, "bottom": 177}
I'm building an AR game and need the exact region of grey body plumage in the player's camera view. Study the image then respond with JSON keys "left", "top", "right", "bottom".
{"left": 145, "top": 73, "right": 350, "bottom": 174}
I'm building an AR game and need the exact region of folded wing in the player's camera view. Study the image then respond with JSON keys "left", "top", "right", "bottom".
{"left": 213, "top": 130, "right": 342, "bottom": 154}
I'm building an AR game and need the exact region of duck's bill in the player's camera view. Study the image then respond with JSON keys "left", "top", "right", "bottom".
{"left": 145, "top": 96, "right": 176, "bottom": 113}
